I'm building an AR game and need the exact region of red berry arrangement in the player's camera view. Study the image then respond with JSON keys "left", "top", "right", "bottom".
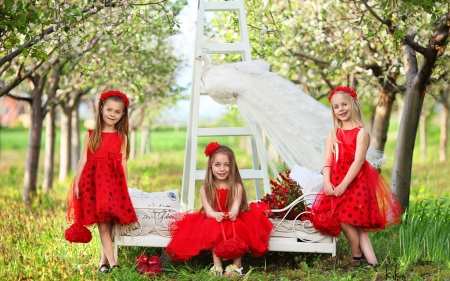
{"left": 260, "top": 170, "right": 307, "bottom": 220}
{"left": 135, "top": 254, "right": 162, "bottom": 276}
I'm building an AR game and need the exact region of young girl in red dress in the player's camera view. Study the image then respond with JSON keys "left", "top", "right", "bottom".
{"left": 165, "top": 142, "right": 273, "bottom": 277}
{"left": 312, "top": 86, "right": 402, "bottom": 268}
{"left": 66, "top": 90, "right": 137, "bottom": 273}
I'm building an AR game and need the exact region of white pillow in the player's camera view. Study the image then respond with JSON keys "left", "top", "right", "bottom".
{"left": 289, "top": 164, "right": 323, "bottom": 204}
{"left": 127, "top": 188, "right": 181, "bottom": 228}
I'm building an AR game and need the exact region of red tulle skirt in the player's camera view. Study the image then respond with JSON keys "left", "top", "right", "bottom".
{"left": 312, "top": 162, "right": 402, "bottom": 237}
{"left": 164, "top": 203, "right": 273, "bottom": 262}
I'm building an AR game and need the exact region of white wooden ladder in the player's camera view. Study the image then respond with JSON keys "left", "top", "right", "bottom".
{"left": 181, "top": 0, "right": 270, "bottom": 210}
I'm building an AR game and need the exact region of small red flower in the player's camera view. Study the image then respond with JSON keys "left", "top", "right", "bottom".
{"left": 328, "top": 86, "right": 358, "bottom": 102}
{"left": 259, "top": 170, "right": 306, "bottom": 220}
{"left": 204, "top": 142, "right": 221, "bottom": 157}
{"left": 100, "top": 90, "right": 130, "bottom": 107}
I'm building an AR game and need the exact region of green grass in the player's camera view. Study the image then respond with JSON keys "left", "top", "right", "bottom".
{"left": 0, "top": 123, "right": 450, "bottom": 280}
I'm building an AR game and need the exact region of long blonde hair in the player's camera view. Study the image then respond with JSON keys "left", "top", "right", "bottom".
{"left": 88, "top": 96, "right": 130, "bottom": 159}
{"left": 330, "top": 91, "right": 368, "bottom": 151}
{"left": 202, "top": 145, "right": 249, "bottom": 212}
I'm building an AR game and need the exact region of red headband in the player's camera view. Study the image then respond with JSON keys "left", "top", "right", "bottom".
{"left": 328, "top": 86, "right": 357, "bottom": 102}
{"left": 205, "top": 142, "right": 221, "bottom": 157}
{"left": 100, "top": 90, "right": 130, "bottom": 107}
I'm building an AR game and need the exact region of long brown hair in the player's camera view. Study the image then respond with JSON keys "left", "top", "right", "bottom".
{"left": 203, "top": 145, "right": 249, "bottom": 212}
{"left": 88, "top": 95, "right": 130, "bottom": 159}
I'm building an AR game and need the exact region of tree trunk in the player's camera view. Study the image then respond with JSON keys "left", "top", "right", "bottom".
{"left": 42, "top": 64, "right": 60, "bottom": 192}
{"left": 371, "top": 90, "right": 395, "bottom": 153}
{"left": 146, "top": 128, "right": 152, "bottom": 154}
{"left": 23, "top": 76, "right": 46, "bottom": 202}
{"left": 140, "top": 127, "right": 149, "bottom": 156}
{"left": 391, "top": 82, "right": 422, "bottom": 211}
{"left": 439, "top": 88, "right": 449, "bottom": 162}
{"left": 419, "top": 115, "right": 427, "bottom": 159}
{"left": 71, "top": 101, "right": 81, "bottom": 171}
{"left": 59, "top": 92, "right": 83, "bottom": 181}
{"left": 42, "top": 105, "right": 56, "bottom": 192}
{"left": 130, "top": 129, "right": 136, "bottom": 159}
{"left": 58, "top": 106, "right": 72, "bottom": 182}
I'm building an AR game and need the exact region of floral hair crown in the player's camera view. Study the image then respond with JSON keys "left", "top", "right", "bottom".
{"left": 100, "top": 90, "right": 130, "bottom": 107}
{"left": 328, "top": 86, "right": 357, "bottom": 102}
{"left": 205, "top": 142, "right": 221, "bottom": 157}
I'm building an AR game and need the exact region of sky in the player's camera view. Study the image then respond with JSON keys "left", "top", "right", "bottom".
{"left": 166, "top": 0, "right": 229, "bottom": 125}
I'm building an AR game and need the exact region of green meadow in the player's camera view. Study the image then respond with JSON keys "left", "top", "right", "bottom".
{"left": 0, "top": 120, "right": 449, "bottom": 280}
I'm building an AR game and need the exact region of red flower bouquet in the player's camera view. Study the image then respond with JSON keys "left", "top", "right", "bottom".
{"left": 260, "top": 170, "right": 307, "bottom": 220}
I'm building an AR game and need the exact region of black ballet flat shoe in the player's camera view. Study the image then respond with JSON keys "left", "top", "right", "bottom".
{"left": 98, "top": 264, "right": 110, "bottom": 274}
{"left": 351, "top": 256, "right": 363, "bottom": 267}
{"left": 109, "top": 265, "right": 121, "bottom": 272}
{"left": 365, "top": 263, "right": 379, "bottom": 270}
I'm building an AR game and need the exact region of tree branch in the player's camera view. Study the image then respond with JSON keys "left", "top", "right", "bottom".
{"left": 0, "top": 0, "right": 170, "bottom": 68}
{"left": 289, "top": 48, "right": 331, "bottom": 66}
{"left": 359, "top": 0, "right": 396, "bottom": 34}
{"left": 0, "top": 25, "right": 57, "bottom": 68}
{"left": 0, "top": 60, "right": 11, "bottom": 76}
{"left": 403, "top": 34, "right": 427, "bottom": 56}
{"left": 6, "top": 93, "right": 32, "bottom": 104}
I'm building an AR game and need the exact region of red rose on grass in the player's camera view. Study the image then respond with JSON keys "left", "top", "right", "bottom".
{"left": 148, "top": 256, "right": 161, "bottom": 266}
{"left": 135, "top": 254, "right": 149, "bottom": 265}
{"left": 136, "top": 264, "right": 150, "bottom": 274}
{"left": 145, "top": 264, "right": 162, "bottom": 276}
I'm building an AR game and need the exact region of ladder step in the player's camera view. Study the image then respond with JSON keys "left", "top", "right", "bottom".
{"left": 198, "top": 127, "right": 252, "bottom": 136}
{"left": 204, "top": 2, "right": 241, "bottom": 11}
{"left": 196, "top": 169, "right": 264, "bottom": 180}
{"left": 203, "top": 43, "right": 249, "bottom": 54}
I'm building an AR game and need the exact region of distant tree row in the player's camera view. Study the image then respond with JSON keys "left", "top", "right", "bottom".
{"left": 0, "top": 0, "right": 187, "bottom": 202}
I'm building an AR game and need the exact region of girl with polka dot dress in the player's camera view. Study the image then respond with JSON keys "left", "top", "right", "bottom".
{"left": 66, "top": 90, "right": 137, "bottom": 273}
{"left": 312, "top": 86, "right": 402, "bottom": 268}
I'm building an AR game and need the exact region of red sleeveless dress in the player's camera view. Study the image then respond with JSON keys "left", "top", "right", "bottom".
{"left": 165, "top": 188, "right": 273, "bottom": 262}
{"left": 312, "top": 127, "right": 402, "bottom": 237}
{"left": 67, "top": 130, "right": 137, "bottom": 226}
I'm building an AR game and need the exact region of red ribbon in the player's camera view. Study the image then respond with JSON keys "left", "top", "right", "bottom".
{"left": 109, "top": 151, "right": 122, "bottom": 170}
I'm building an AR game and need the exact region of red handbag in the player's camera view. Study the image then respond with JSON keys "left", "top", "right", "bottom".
{"left": 65, "top": 180, "right": 92, "bottom": 243}
{"left": 214, "top": 221, "right": 249, "bottom": 260}
{"left": 312, "top": 197, "right": 341, "bottom": 237}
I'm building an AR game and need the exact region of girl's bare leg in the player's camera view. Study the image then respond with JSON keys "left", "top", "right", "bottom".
{"left": 210, "top": 251, "right": 223, "bottom": 276}
{"left": 212, "top": 251, "right": 222, "bottom": 268}
{"left": 341, "top": 223, "right": 362, "bottom": 257}
{"left": 232, "top": 256, "right": 242, "bottom": 268}
{"left": 357, "top": 228, "right": 378, "bottom": 265}
{"left": 98, "top": 221, "right": 117, "bottom": 266}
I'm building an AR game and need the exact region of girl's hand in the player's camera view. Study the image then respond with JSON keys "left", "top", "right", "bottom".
{"left": 74, "top": 185, "right": 80, "bottom": 200}
{"left": 227, "top": 211, "right": 238, "bottom": 221}
{"left": 215, "top": 212, "right": 226, "bottom": 222}
{"left": 333, "top": 184, "right": 347, "bottom": 197}
{"left": 323, "top": 182, "right": 335, "bottom": 196}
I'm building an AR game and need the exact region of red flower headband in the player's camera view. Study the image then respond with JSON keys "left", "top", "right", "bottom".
{"left": 100, "top": 90, "right": 130, "bottom": 107}
{"left": 328, "top": 86, "right": 357, "bottom": 102}
{"left": 205, "top": 142, "right": 221, "bottom": 157}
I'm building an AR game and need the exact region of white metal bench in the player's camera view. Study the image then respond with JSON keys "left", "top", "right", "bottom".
{"left": 113, "top": 192, "right": 336, "bottom": 261}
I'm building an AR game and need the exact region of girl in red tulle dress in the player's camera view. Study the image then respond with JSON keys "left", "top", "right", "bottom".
{"left": 65, "top": 90, "right": 137, "bottom": 274}
{"left": 312, "top": 86, "right": 402, "bottom": 268}
{"left": 165, "top": 142, "right": 273, "bottom": 277}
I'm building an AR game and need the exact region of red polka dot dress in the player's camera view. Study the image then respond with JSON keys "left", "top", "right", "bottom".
{"left": 312, "top": 127, "right": 402, "bottom": 237}
{"left": 165, "top": 188, "right": 273, "bottom": 262}
{"left": 70, "top": 130, "right": 137, "bottom": 226}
